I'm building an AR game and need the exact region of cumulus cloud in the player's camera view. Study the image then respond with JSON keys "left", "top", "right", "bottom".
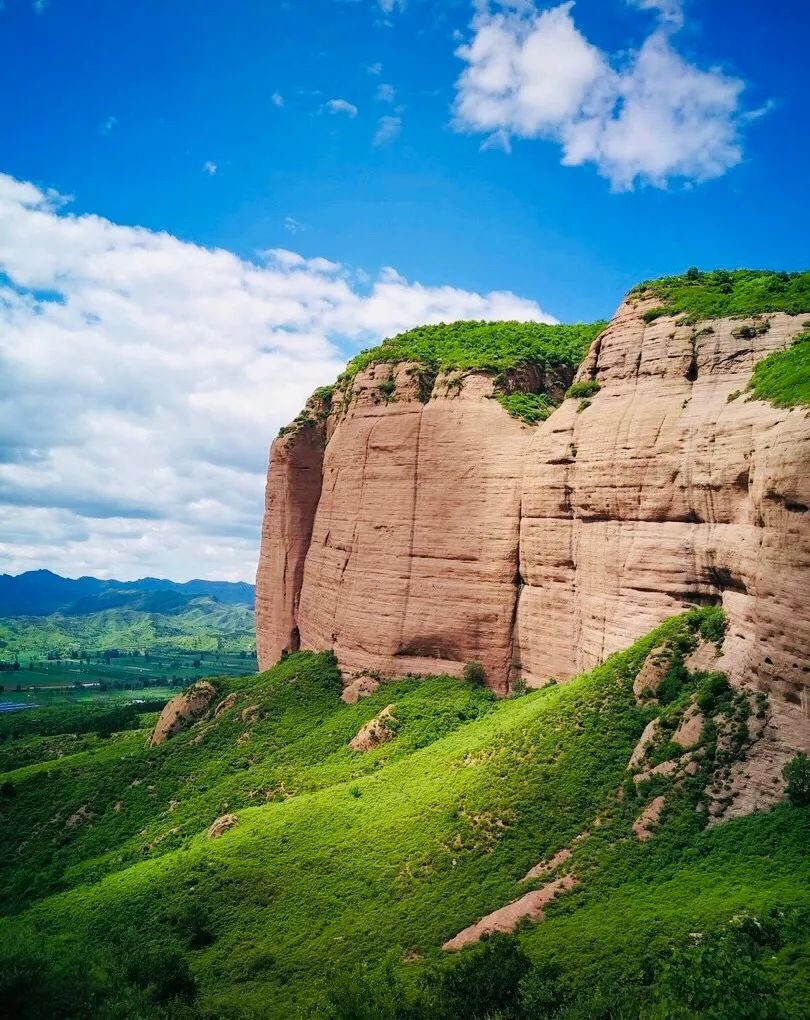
{"left": 376, "top": 82, "right": 396, "bottom": 103}
{"left": 203, "top": 161, "right": 218, "bottom": 175}
{"left": 453, "top": 1, "right": 749, "bottom": 190}
{"left": 325, "top": 98, "right": 358, "bottom": 117}
{"left": 0, "top": 173, "right": 549, "bottom": 580}
{"left": 271, "top": 92, "right": 284, "bottom": 107}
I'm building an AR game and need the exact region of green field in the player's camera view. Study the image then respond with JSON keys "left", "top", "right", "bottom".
{"left": 1, "top": 607, "right": 807, "bottom": 1019}
{"left": 0, "top": 597, "right": 257, "bottom": 710}
{"left": 0, "top": 649, "right": 257, "bottom": 708}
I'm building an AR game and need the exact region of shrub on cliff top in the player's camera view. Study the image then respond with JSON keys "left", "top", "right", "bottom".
{"left": 341, "top": 320, "right": 605, "bottom": 381}
{"left": 631, "top": 268, "right": 810, "bottom": 320}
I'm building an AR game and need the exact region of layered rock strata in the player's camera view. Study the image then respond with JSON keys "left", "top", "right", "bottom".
{"left": 256, "top": 297, "right": 810, "bottom": 739}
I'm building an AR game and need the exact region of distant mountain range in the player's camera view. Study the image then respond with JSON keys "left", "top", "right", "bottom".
{"left": 0, "top": 570, "right": 255, "bottom": 617}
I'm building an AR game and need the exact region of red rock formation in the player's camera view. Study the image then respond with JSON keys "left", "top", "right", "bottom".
{"left": 255, "top": 420, "right": 325, "bottom": 669}
{"left": 516, "top": 300, "right": 810, "bottom": 743}
{"left": 256, "top": 295, "right": 809, "bottom": 744}
{"left": 258, "top": 362, "right": 533, "bottom": 693}
{"left": 149, "top": 680, "right": 217, "bottom": 746}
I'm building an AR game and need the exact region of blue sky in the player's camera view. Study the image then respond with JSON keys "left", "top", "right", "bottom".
{"left": 0, "top": 0, "right": 808, "bottom": 580}
{"left": 4, "top": 0, "right": 808, "bottom": 322}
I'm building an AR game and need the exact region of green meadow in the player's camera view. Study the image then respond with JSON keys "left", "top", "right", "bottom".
{"left": 1, "top": 608, "right": 807, "bottom": 1018}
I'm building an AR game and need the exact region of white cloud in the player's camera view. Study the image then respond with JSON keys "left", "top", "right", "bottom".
{"left": 454, "top": 1, "right": 750, "bottom": 190}
{"left": 283, "top": 215, "right": 303, "bottom": 234}
{"left": 376, "top": 82, "right": 396, "bottom": 103}
{"left": 374, "top": 115, "right": 401, "bottom": 145}
{"left": 367, "top": 62, "right": 383, "bottom": 76}
{"left": 203, "top": 161, "right": 218, "bottom": 175}
{"left": 0, "top": 173, "right": 550, "bottom": 580}
{"left": 271, "top": 92, "right": 284, "bottom": 107}
{"left": 100, "top": 116, "right": 118, "bottom": 135}
{"left": 325, "top": 98, "right": 358, "bottom": 117}
{"left": 378, "top": 0, "right": 405, "bottom": 13}
{"left": 628, "top": 0, "right": 683, "bottom": 28}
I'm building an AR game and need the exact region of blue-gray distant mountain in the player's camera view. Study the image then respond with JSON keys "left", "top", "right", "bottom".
{"left": 0, "top": 569, "right": 254, "bottom": 616}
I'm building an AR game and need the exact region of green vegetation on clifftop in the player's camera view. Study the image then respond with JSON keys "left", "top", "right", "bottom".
{"left": 632, "top": 268, "right": 810, "bottom": 321}
{"left": 341, "top": 320, "right": 606, "bottom": 380}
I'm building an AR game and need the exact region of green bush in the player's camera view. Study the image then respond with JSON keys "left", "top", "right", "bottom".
{"left": 565, "top": 378, "right": 600, "bottom": 399}
{"left": 783, "top": 752, "right": 810, "bottom": 807}
{"left": 693, "top": 605, "right": 727, "bottom": 646}
{"left": 695, "top": 672, "right": 732, "bottom": 714}
{"left": 495, "top": 391, "right": 555, "bottom": 425}
{"left": 642, "top": 305, "right": 678, "bottom": 323}
{"left": 462, "top": 661, "right": 487, "bottom": 687}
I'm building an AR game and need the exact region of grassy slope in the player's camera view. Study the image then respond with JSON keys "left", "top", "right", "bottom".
{"left": 747, "top": 330, "right": 810, "bottom": 407}
{"left": 1, "top": 611, "right": 808, "bottom": 1018}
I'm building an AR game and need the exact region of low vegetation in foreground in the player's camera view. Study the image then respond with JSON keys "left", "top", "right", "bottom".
{"left": 0, "top": 608, "right": 807, "bottom": 1018}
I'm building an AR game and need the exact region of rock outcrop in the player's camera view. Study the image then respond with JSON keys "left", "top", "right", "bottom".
{"left": 149, "top": 681, "right": 217, "bottom": 746}
{"left": 349, "top": 705, "right": 397, "bottom": 751}
{"left": 256, "top": 291, "right": 809, "bottom": 746}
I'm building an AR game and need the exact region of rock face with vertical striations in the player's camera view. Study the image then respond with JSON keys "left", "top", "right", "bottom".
{"left": 257, "top": 362, "right": 540, "bottom": 693}
{"left": 515, "top": 297, "right": 810, "bottom": 747}
{"left": 256, "top": 276, "right": 810, "bottom": 748}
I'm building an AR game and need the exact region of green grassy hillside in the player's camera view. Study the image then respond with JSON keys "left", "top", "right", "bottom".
{"left": 0, "top": 598, "right": 255, "bottom": 662}
{"left": 1, "top": 609, "right": 807, "bottom": 1019}
{"left": 747, "top": 330, "right": 810, "bottom": 407}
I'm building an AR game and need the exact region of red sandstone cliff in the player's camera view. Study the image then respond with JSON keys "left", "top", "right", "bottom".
{"left": 256, "top": 295, "right": 809, "bottom": 736}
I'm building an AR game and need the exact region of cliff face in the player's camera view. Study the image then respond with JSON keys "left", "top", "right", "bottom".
{"left": 256, "top": 294, "right": 809, "bottom": 737}
{"left": 516, "top": 299, "right": 809, "bottom": 741}
{"left": 290, "top": 363, "right": 535, "bottom": 693}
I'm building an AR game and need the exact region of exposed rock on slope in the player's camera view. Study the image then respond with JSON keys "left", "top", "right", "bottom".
{"left": 256, "top": 281, "right": 810, "bottom": 745}
{"left": 149, "top": 681, "right": 217, "bottom": 746}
